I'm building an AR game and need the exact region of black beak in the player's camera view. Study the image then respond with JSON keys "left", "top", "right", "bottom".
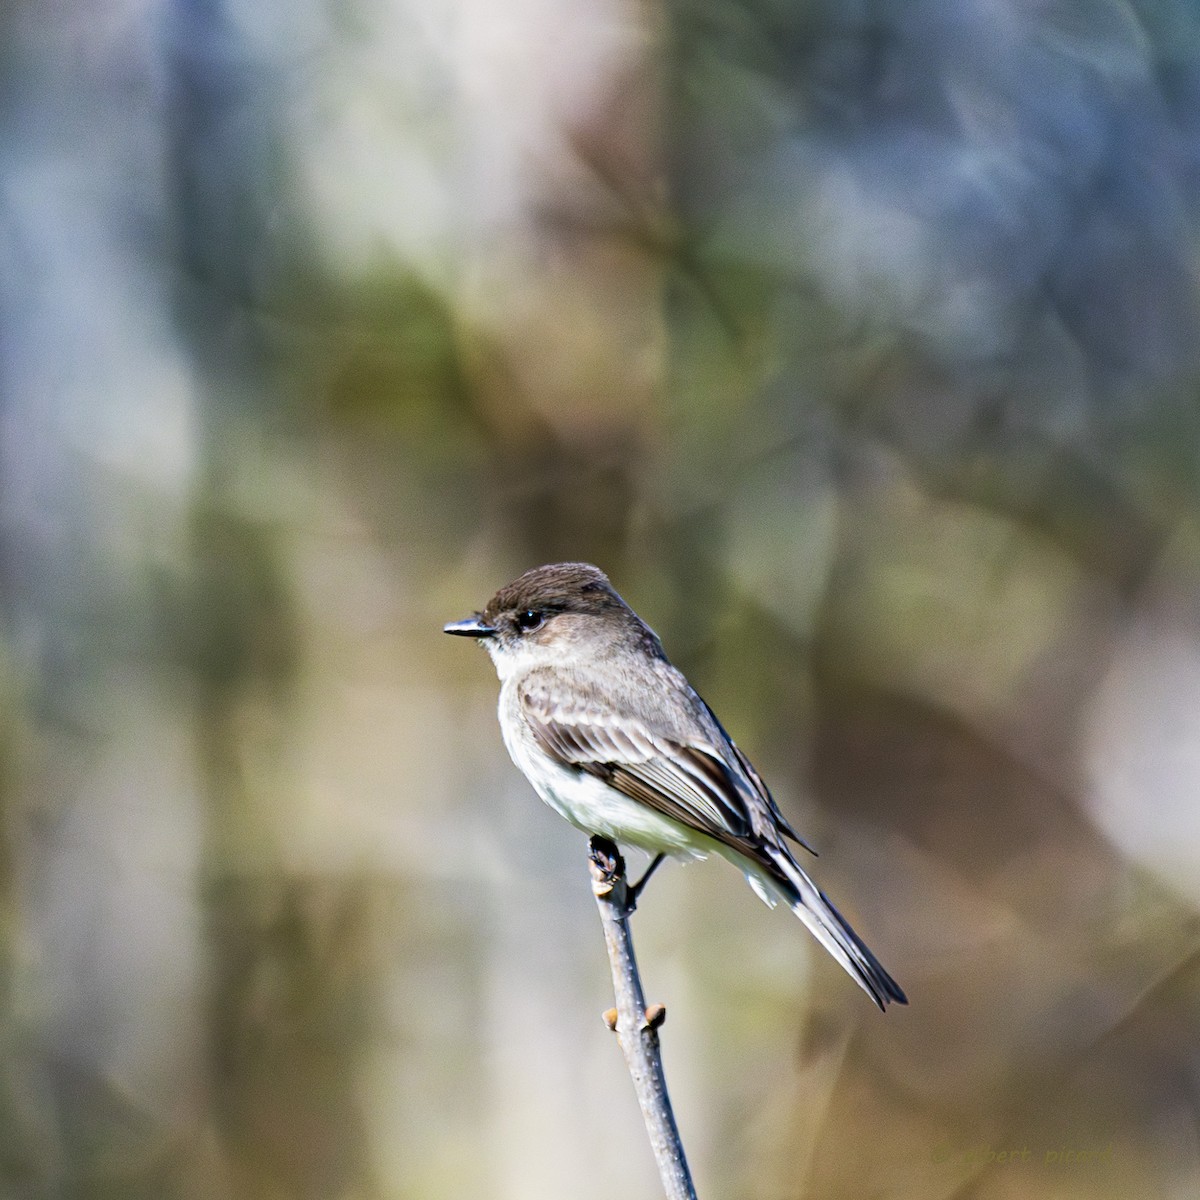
{"left": 443, "top": 615, "right": 497, "bottom": 638}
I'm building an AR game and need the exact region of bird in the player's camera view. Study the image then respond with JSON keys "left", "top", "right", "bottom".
{"left": 445, "top": 562, "right": 906, "bottom": 1010}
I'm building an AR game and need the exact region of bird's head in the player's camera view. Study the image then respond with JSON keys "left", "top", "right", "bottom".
{"left": 444, "top": 562, "right": 659, "bottom": 678}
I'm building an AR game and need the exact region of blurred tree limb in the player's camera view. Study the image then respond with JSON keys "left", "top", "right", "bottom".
{"left": 588, "top": 836, "right": 697, "bottom": 1200}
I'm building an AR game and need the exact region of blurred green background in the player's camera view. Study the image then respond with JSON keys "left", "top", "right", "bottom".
{"left": 2, "top": 0, "right": 1200, "bottom": 1197}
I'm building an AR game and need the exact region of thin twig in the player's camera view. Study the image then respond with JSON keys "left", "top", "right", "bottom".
{"left": 588, "top": 835, "right": 698, "bottom": 1200}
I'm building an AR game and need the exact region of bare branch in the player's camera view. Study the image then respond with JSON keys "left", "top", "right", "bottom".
{"left": 588, "top": 835, "right": 698, "bottom": 1200}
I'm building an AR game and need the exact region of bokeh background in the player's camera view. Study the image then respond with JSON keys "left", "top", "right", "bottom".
{"left": 3, "top": 0, "right": 1200, "bottom": 1197}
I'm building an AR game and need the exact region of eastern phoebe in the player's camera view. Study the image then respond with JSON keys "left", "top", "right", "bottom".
{"left": 445, "top": 562, "right": 906, "bottom": 1010}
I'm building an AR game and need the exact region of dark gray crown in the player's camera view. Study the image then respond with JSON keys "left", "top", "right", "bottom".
{"left": 483, "top": 562, "right": 624, "bottom": 622}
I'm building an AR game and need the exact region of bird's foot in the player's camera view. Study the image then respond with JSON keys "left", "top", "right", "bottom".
{"left": 626, "top": 853, "right": 665, "bottom": 910}
{"left": 588, "top": 835, "right": 625, "bottom": 902}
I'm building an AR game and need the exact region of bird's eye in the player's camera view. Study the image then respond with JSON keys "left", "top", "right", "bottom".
{"left": 515, "top": 609, "right": 544, "bottom": 632}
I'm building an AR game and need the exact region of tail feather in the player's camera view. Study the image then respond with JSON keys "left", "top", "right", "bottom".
{"left": 762, "top": 846, "right": 907, "bottom": 1011}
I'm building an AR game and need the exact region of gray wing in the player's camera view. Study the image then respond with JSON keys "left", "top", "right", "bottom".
{"left": 696, "top": 698, "right": 817, "bottom": 856}
{"left": 519, "top": 672, "right": 796, "bottom": 857}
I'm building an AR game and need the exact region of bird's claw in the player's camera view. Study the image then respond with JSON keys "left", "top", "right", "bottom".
{"left": 588, "top": 835, "right": 625, "bottom": 900}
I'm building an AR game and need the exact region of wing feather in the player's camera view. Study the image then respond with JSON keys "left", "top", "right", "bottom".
{"left": 518, "top": 680, "right": 756, "bottom": 850}
{"left": 698, "top": 698, "right": 817, "bottom": 856}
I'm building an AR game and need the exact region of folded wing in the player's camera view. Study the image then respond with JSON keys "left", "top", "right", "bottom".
{"left": 519, "top": 678, "right": 760, "bottom": 855}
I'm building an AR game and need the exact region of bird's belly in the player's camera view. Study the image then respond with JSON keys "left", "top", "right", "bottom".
{"left": 535, "top": 762, "right": 704, "bottom": 856}
{"left": 500, "top": 707, "right": 706, "bottom": 856}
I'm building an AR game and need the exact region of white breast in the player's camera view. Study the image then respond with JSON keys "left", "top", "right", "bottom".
{"left": 496, "top": 678, "right": 709, "bottom": 857}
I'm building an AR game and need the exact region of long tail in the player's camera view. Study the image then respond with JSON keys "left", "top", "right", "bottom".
{"left": 756, "top": 845, "right": 907, "bottom": 1011}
